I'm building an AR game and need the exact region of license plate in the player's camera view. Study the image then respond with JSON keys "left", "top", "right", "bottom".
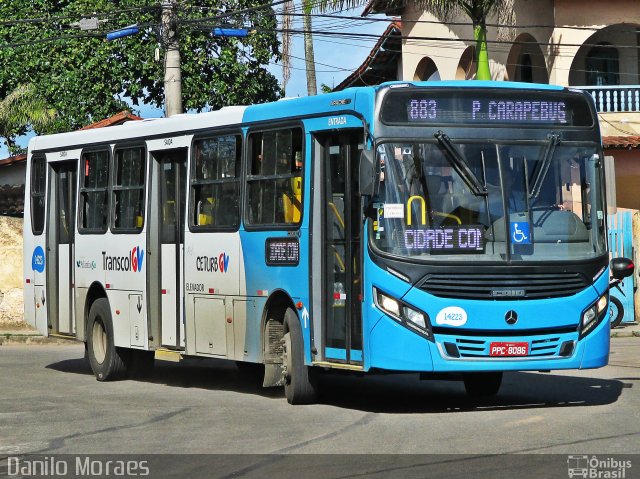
{"left": 489, "top": 342, "right": 529, "bottom": 357}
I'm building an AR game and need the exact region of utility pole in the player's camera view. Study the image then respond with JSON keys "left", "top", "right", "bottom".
{"left": 162, "top": 0, "right": 182, "bottom": 116}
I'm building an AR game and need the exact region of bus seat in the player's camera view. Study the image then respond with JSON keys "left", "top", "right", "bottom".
{"left": 282, "top": 177, "right": 302, "bottom": 223}
{"left": 282, "top": 194, "right": 301, "bottom": 223}
{"left": 136, "top": 215, "right": 144, "bottom": 228}
{"left": 197, "top": 197, "right": 214, "bottom": 226}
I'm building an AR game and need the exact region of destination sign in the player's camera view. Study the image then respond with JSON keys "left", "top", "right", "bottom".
{"left": 401, "top": 226, "right": 485, "bottom": 253}
{"left": 265, "top": 237, "right": 300, "bottom": 266}
{"left": 381, "top": 89, "right": 593, "bottom": 127}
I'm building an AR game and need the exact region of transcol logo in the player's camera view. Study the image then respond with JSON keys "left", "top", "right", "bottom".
{"left": 102, "top": 246, "right": 145, "bottom": 272}
{"left": 196, "top": 252, "right": 230, "bottom": 273}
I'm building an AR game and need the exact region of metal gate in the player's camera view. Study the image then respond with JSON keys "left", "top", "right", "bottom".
{"left": 608, "top": 211, "right": 636, "bottom": 324}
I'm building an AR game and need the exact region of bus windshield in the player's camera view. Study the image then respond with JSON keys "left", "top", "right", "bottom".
{"left": 372, "top": 140, "right": 606, "bottom": 262}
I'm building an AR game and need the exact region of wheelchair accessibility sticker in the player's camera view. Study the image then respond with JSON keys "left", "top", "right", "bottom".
{"left": 511, "top": 222, "right": 531, "bottom": 245}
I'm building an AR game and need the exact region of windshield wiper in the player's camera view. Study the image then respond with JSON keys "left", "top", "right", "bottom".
{"left": 434, "top": 131, "right": 486, "bottom": 196}
{"left": 529, "top": 133, "right": 560, "bottom": 199}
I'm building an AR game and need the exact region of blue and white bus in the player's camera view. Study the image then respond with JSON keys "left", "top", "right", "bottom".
{"left": 23, "top": 81, "right": 634, "bottom": 404}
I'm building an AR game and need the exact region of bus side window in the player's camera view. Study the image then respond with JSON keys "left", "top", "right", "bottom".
{"left": 30, "top": 156, "right": 46, "bottom": 235}
{"left": 191, "top": 135, "right": 241, "bottom": 229}
{"left": 247, "top": 128, "right": 303, "bottom": 227}
{"left": 79, "top": 150, "right": 110, "bottom": 233}
{"left": 112, "top": 146, "right": 145, "bottom": 232}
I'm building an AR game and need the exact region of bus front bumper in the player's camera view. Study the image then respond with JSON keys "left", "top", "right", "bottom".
{"left": 367, "top": 312, "right": 610, "bottom": 373}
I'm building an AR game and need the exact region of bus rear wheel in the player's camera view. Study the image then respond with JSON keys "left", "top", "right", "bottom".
{"left": 283, "top": 308, "right": 318, "bottom": 404}
{"left": 86, "top": 298, "right": 130, "bottom": 381}
{"left": 463, "top": 372, "right": 503, "bottom": 397}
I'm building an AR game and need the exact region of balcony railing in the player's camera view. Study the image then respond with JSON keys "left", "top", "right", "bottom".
{"left": 573, "top": 85, "right": 640, "bottom": 113}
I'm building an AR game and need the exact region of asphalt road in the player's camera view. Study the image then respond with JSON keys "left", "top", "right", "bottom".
{"left": 0, "top": 340, "right": 639, "bottom": 478}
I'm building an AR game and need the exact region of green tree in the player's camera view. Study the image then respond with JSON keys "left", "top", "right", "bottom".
{"left": 0, "top": 1, "right": 282, "bottom": 133}
{"left": 0, "top": 84, "right": 56, "bottom": 154}
{"left": 320, "top": 0, "right": 515, "bottom": 81}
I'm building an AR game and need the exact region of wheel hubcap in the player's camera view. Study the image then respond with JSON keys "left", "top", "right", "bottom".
{"left": 92, "top": 319, "right": 107, "bottom": 365}
{"left": 283, "top": 332, "right": 292, "bottom": 384}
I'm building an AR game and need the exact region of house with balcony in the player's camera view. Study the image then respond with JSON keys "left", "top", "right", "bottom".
{"left": 339, "top": 0, "right": 640, "bottom": 212}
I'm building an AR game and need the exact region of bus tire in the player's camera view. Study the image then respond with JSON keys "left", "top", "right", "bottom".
{"left": 609, "top": 296, "right": 624, "bottom": 328}
{"left": 87, "top": 298, "right": 130, "bottom": 381}
{"left": 283, "top": 308, "right": 318, "bottom": 404}
{"left": 463, "top": 372, "right": 503, "bottom": 397}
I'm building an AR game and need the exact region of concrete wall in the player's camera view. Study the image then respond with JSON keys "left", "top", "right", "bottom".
{"left": 0, "top": 216, "right": 24, "bottom": 326}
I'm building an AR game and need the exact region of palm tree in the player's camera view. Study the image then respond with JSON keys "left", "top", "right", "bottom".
{"left": 0, "top": 84, "right": 56, "bottom": 154}
{"left": 318, "top": 0, "right": 515, "bottom": 81}
{"left": 281, "top": 0, "right": 318, "bottom": 96}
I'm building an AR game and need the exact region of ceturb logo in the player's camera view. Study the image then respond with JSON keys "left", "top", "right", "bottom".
{"left": 196, "top": 253, "right": 229, "bottom": 273}
{"left": 103, "top": 247, "right": 145, "bottom": 272}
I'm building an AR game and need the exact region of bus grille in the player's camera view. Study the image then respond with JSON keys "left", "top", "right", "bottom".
{"left": 418, "top": 272, "right": 589, "bottom": 300}
{"left": 454, "top": 337, "right": 562, "bottom": 358}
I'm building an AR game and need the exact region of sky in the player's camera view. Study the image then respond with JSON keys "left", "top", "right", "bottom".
{"left": 0, "top": 7, "right": 389, "bottom": 159}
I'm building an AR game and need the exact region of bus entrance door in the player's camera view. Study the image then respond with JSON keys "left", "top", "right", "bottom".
{"left": 46, "top": 160, "right": 77, "bottom": 336}
{"left": 321, "top": 132, "right": 363, "bottom": 365}
{"left": 149, "top": 150, "right": 187, "bottom": 349}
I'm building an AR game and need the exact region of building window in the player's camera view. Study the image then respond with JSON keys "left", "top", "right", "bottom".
{"left": 246, "top": 128, "right": 303, "bottom": 226}
{"left": 112, "top": 147, "right": 146, "bottom": 232}
{"left": 586, "top": 43, "right": 619, "bottom": 86}
{"left": 30, "top": 156, "right": 46, "bottom": 235}
{"left": 191, "top": 135, "right": 241, "bottom": 229}
{"left": 79, "top": 150, "right": 110, "bottom": 232}
{"left": 519, "top": 54, "right": 533, "bottom": 83}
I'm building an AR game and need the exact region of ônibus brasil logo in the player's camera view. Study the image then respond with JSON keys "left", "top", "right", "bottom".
{"left": 102, "top": 247, "right": 145, "bottom": 272}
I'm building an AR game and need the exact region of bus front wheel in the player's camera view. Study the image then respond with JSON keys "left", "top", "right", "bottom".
{"left": 463, "top": 372, "right": 503, "bottom": 397}
{"left": 283, "top": 308, "right": 318, "bottom": 404}
{"left": 86, "top": 298, "right": 130, "bottom": 381}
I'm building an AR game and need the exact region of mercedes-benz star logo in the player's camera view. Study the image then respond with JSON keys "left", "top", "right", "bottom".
{"left": 505, "top": 310, "right": 518, "bottom": 325}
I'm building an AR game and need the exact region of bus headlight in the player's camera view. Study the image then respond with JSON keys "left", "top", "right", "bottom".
{"left": 374, "top": 288, "right": 433, "bottom": 340}
{"left": 377, "top": 291, "right": 400, "bottom": 317}
{"left": 580, "top": 294, "right": 608, "bottom": 339}
{"left": 403, "top": 306, "right": 427, "bottom": 329}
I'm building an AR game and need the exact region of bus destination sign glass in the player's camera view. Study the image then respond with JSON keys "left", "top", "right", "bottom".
{"left": 381, "top": 89, "right": 593, "bottom": 127}
{"left": 401, "top": 226, "right": 485, "bottom": 253}
{"left": 265, "top": 237, "right": 300, "bottom": 266}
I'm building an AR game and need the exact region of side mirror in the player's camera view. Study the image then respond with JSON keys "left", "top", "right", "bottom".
{"left": 610, "top": 257, "right": 634, "bottom": 280}
{"left": 358, "top": 149, "right": 375, "bottom": 197}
